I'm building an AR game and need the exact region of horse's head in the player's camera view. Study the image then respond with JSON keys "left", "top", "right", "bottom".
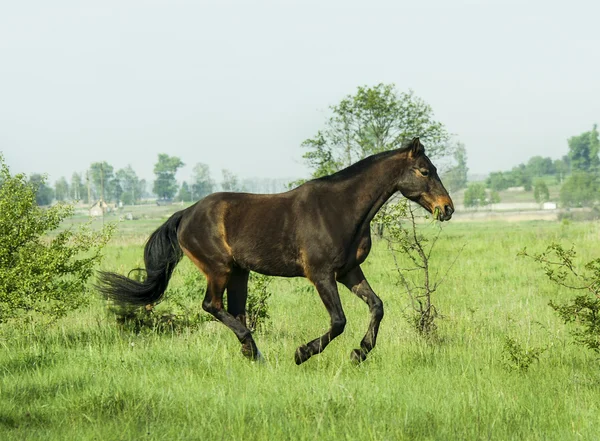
{"left": 397, "top": 137, "right": 454, "bottom": 222}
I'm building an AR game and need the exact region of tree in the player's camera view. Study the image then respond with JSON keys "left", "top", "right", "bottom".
{"left": 191, "top": 163, "right": 214, "bottom": 200}
{"left": 176, "top": 181, "right": 192, "bottom": 202}
{"left": 70, "top": 172, "right": 85, "bottom": 202}
{"left": 153, "top": 154, "right": 184, "bottom": 200}
{"left": 553, "top": 157, "right": 569, "bottom": 184}
{"left": 29, "top": 174, "right": 54, "bottom": 206}
{"left": 54, "top": 177, "right": 70, "bottom": 201}
{"left": 301, "top": 84, "right": 451, "bottom": 178}
{"left": 568, "top": 125, "right": 600, "bottom": 173}
{"left": 560, "top": 172, "right": 599, "bottom": 207}
{"left": 533, "top": 179, "right": 550, "bottom": 203}
{"left": 116, "top": 165, "right": 142, "bottom": 205}
{"left": 442, "top": 142, "right": 468, "bottom": 193}
{"left": 463, "top": 183, "right": 488, "bottom": 208}
{"left": 486, "top": 171, "right": 513, "bottom": 192}
{"left": 527, "top": 156, "right": 555, "bottom": 177}
{"left": 221, "top": 169, "right": 241, "bottom": 192}
{"left": 89, "top": 162, "right": 114, "bottom": 202}
{"left": 0, "top": 155, "right": 113, "bottom": 323}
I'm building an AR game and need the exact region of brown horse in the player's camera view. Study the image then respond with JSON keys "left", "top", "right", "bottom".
{"left": 98, "top": 137, "right": 454, "bottom": 364}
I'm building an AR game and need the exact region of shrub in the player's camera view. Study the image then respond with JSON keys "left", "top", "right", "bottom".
{"left": 501, "top": 336, "right": 547, "bottom": 372}
{"left": 520, "top": 243, "right": 600, "bottom": 354}
{"left": 0, "top": 155, "right": 113, "bottom": 323}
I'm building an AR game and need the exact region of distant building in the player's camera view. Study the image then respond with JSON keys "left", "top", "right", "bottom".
{"left": 89, "top": 200, "right": 109, "bottom": 217}
{"left": 542, "top": 202, "right": 557, "bottom": 210}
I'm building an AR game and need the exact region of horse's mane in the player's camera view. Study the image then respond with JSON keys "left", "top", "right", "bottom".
{"left": 312, "top": 145, "right": 410, "bottom": 184}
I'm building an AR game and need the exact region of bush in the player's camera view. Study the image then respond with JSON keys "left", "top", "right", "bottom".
{"left": 501, "top": 336, "right": 547, "bottom": 372}
{"left": 0, "top": 155, "right": 113, "bottom": 323}
{"left": 560, "top": 172, "right": 599, "bottom": 207}
{"left": 520, "top": 243, "right": 600, "bottom": 354}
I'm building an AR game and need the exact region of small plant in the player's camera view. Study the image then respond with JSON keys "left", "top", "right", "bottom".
{"left": 375, "top": 200, "right": 462, "bottom": 338}
{"left": 501, "top": 336, "right": 547, "bottom": 372}
{"left": 0, "top": 155, "right": 114, "bottom": 324}
{"left": 246, "top": 273, "right": 272, "bottom": 333}
{"left": 519, "top": 243, "right": 600, "bottom": 354}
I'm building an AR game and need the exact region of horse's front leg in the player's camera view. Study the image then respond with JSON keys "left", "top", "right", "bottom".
{"left": 338, "top": 266, "right": 384, "bottom": 363}
{"left": 294, "top": 273, "right": 346, "bottom": 365}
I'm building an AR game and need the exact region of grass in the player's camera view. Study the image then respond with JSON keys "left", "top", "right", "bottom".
{"left": 1, "top": 216, "right": 599, "bottom": 440}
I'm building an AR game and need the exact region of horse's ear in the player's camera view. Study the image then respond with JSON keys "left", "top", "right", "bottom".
{"left": 409, "top": 137, "right": 424, "bottom": 158}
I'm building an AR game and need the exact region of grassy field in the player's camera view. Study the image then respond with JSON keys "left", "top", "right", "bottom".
{"left": 1, "top": 212, "right": 599, "bottom": 440}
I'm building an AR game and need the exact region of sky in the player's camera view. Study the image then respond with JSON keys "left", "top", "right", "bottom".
{"left": 1, "top": 0, "right": 599, "bottom": 185}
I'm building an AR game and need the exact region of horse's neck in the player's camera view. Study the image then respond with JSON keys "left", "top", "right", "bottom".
{"left": 338, "top": 153, "right": 402, "bottom": 232}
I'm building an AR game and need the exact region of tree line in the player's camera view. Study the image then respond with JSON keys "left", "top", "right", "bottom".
{"left": 463, "top": 125, "right": 599, "bottom": 208}
{"left": 31, "top": 158, "right": 290, "bottom": 206}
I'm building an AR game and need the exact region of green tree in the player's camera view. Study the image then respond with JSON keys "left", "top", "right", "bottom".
{"left": 568, "top": 125, "right": 600, "bottom": 173}
{"left": 29, "top": 174, "right": 54, "bottom": 206}
{"left": 176, "top": 181, "right": 192, "bottom": 202}
{"left": 533, "top": 179, "right": 550, "bottom": 203}
{"left": 70, "top": 172, "right": 85, "bottom": 202}
{"left": 0, "top": 155, "right": 113, "bottom": 323}
{"left": 191, "top": 163, "right": 214, "bottom": 199}
{"left": 54, "top": 177, "right": 70, "bottom": 201}
{"left": 221, "top": 169, "right": 241, "bottom": 192}
{"left": 486, "top": 171, "right": 513, "bottom": 192}
{"left": 463, "top": 183, "right": 488, "bottom": 208}
{"left": 442, "top": 142, "right": 469, "bottom": 193}
{"left": 527, "top": 156, "right": 555, "bottom": 177}
{"left": 153, "top": 154, "right": 184, "bottom": 200}
{"left": 560, "top": 172, "right": 599, "bottom": 207}
{"left": 553, "top": 157, "right": 569, "bottom": 184}
{"left": 301, "top": 84, "right": 451, "bottom": 178}
{"left": 89, "top": 162, "right": 114, "bottom": 202}
{"left": 116, "top": 165, "right": 142, "bottom": 205}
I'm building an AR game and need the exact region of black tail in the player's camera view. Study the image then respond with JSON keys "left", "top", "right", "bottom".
{"left": 97, "top": 210, "right": 185, "bottom": 306}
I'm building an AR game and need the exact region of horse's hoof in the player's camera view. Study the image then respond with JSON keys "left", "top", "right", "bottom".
{"left": 294, "top": 345, "right": 310, "bottom": 365}
{"left": 241, "top": 344, "right": 262, "bottom": 361}
{"left": 350, "top": 348, "right": 367, "bottom": 364}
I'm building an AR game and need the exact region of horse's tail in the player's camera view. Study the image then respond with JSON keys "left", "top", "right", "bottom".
{"left": 97, "top": 210, "right": 185, "bottom": 306}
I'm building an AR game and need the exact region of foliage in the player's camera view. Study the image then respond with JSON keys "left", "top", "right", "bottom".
{"left": 29, "top": 173, "right": 54, "bottom": 206}
{"left": 375, "top": 201, "right": 459, "bottom": 338}
{"left": 442, "top": 141, "right": 468, "bottom": 193}
{"left": 533, "top": 179, "right": 550, "bottom": 203}
{"left": 176, "top": 181, "right": 192, "bottom": 203}
{"left": 116, "top": 165, "right": 144, "bottom": 205}
{"left": 70, "top": 172, "right": 85, "bottom": 202}
{"left": 0, "top": 156, "right": 114, "bottom": 323}
{"left": 89, "top": 162, "right": 114, "bottom": 202}
{"left": 559, "top": 171, "right": 599, "bottom": 207}
{"left": 568, "top": 124, "right": 600, "bottom": 173}
{"left": 54, "top": 177, "right": 70, "bottom": 202}
{"left": 153, "top": 154, "right": 184, "bottom": 200}
{"left": 191, "top": 163, "right": 215, "bottom": 199}
{"left": 221, "top": 169, "right": 241, "bottom": 192}
{"left": 301, "top": 84, "right": 451, "bottom": 178}
{"left": 501, "top": 336, "right": 547, "bottom": 372}
{"left": 246, "top": 273, "right": 272, "bottom": 333}
{"left": 519, "top": 243, "right": 600, "bottom": 354}
{"left": 463, "top": 182, "right": 488, "bottom": 208}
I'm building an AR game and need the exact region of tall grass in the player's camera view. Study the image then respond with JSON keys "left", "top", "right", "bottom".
{"left": 1, "top": 220, "right": 599, "bottom": 440}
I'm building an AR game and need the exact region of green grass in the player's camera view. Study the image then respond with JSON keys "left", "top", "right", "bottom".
{"left": 1, "top": 219, "right": 600, "bottom": 440}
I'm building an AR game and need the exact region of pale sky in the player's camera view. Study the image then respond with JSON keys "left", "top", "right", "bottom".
{"left": 1, "top": 0, "right": 599, "bottom": 185}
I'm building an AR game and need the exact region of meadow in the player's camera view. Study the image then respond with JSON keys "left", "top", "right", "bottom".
{"left": 1, "top": 211, "right": 599, "bottom": 441}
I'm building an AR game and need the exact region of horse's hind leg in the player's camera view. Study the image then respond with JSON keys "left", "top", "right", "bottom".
{"left": 295, "top": 273, "right": 346, "bottom": 365}
{"left": 338, "top": 266, "right": 384, "bottom": 363}
{"left": 202, "top": 270, "right": 261, "bottom": 361}
{"left": 226, "top": 268, "right": 263, "bottom": 360}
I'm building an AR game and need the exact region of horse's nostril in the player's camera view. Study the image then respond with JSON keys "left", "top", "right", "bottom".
{"left": 444, "top": 205, "right": 454, "bottom": 216}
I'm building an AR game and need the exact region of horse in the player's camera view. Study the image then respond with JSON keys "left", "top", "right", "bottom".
{"left": 97, "top": 137, "right": 454, "bottom": 364}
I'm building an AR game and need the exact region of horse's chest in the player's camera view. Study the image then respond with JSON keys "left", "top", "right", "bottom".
{"left": 352, "top": 235, "right": 372, "bottom": 266}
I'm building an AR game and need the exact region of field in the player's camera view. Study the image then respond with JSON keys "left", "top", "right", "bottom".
{"left": 1, "top": 211, "right": 599, "bottom": 440}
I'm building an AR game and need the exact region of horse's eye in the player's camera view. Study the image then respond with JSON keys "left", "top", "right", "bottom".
{"left": 420, "top": 170, "right": 430, "bottom": 177}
